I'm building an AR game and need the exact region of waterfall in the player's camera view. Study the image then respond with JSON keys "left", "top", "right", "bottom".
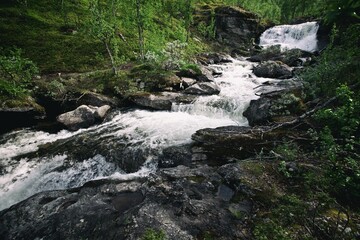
{"left": 259, "top": 21, "right": 319, "bottom": 52}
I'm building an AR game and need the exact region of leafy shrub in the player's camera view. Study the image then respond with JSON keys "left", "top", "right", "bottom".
{"left": 253, "top": 219, "right": 290, "bottom": 240}
{"left": 141, "top": 228, "right": 166, "bottom": 240}
{"left": 161, "top": 40, "right": 188, "bottom": 70}
{"left": 0, "top": 48, "right": 38, "bottom": 98}
{"left": 314, "top": 85, "right": 360, "bottom": 138}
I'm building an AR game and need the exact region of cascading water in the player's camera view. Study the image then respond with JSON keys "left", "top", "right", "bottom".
{"left": 259, "top": 21, "right": 319, "bottom": 52}
{"left": 0, "top": 22, "right": 320, "bottom": 211}
{"left": 0, "top": 58, "right": 267, "bottom": 211}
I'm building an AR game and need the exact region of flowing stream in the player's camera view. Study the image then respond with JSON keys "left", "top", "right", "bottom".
{"left": 0, "top": 22, "right": 319, "bottom": 211}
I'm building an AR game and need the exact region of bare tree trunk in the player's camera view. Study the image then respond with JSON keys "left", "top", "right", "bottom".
{"left": 104, "top": 40, "right": 117, "bottom": 75}
{"left": 185, "top": 0, "right": 192, "bottom": 42}
{"left": 136, "top": 0, "right": 145, "bottom": 60}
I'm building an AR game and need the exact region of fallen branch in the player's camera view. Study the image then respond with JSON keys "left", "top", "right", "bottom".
{"left": 265, "top": 95, "right": 338, "bottom": 132}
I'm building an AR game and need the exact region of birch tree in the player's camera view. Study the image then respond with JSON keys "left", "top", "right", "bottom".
{"left": 86, "top": 0, "right": 121, "bottom": 74}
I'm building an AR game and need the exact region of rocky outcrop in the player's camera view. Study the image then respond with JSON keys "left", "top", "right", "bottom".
{"left": 253, "top": 60, "right": 293, "bottom": 79}
{"left": 0, "top": 120, "right": 310, "bottom": 240}
{"left": 197, "top": 52, "right": 233, "bottom": 65}
{"left": 0, "top": 179, "right": 146, "bottom": 240}
{"left": 129, "top": 92, "right": 197, "bottom": 111}
{"left": 158, "top": 145, "right": 192, "bottom": 168}
{"left": 0, "top": 163, "right": 256, "bottom": 240}
{"left": 243, "top": 97, "right": 272, "bottom": 125}
{"left": 191, "top": 124, "right": 307, "bottom": 163}
{"left": 184, "top": 82, "right": 220, "bottom": 95}
{"left": 214, "top": 6, "right": 267, "bottom": 50}
{"left": 247, "top": 47, "right": 314, "bottom": 67}
{"left": 56, "top": 105, "right": 111, "bottom": 131}
{"left": 192, "top": 126, "right": 272, "bottom": 160}
{"left": 176, "top": 66, "right": 215, "bottom": 82}
{"left": 197, "top": 66, "right": 215, "bottom": 82}
{"left": 244, "top": 80, "right": 305, "bottom": 126}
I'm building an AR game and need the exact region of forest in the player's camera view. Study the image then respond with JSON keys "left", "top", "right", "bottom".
{"left": 0, "top": 0, "right": 360, "bottom": 239}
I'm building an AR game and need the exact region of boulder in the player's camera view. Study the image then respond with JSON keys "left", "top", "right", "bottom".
{"left": 158, "top": 145, "right": 192, "bottom": 168}
{"left": 130, "top": 93, "right": 171, "bottom": 110}
{"left": 247, "top": 47, "right": 314, "bottom": 67}
{"left": 175, "top": 68, "right": 198, "bottom": 79}
{"left": 197, "top": 66, "right": 215, "bottom": 82}
{"left": 253, "top": 61, "right": 293, "bottom": 79}
{"left": 191, "top": 125, "right": 302, "bottom": 162}
{"left": 94, "top": 105, "right": 111, "bottom": 119}
{"left": 181, "top": 77, "right": 197, "bottom": 88}
{"left": 77, "top": 92, "right": 119, "bottom": 107}
{"left": 176, "top": 65, "right": 215, "bottom": 83}
{"left": 56, "top": 105, "right": 110, "bottom": 131}
{"left": 184, "top": 82, "right": 220, "bottom": 95}
{"left": 243, "top": 97, "right": 272, "bottom": 126}
{"left": 197, "top": 52, "right": 233, "bottom": 65}
{"left": 244, "top": 84, "right": 305, "bottom": 126}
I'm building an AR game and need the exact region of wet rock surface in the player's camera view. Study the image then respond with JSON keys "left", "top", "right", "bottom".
{"left": 56, "top": 104, "right": 111, "bottom": 131}
{"left": 0, "top": 161, "right": 261, "bottom": 240}
{"left": 253, "top": 60, "right": 293, "bottom": 79}
{"left": 191, "top": 125, "right": 289, "bottom": 161}
{"left": 244, "top": 79, "right": 305, "bottom": 126}
{"left": 247, "top": 47, "right": 314, "bottom": 67}
{"left": 0, "top": 118, "right": 305, "bottom": 240}
{"left": 184, "top": 82, "right": 221, "bottom": 95}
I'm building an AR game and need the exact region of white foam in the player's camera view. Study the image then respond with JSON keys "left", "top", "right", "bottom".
{"left": 260, "top": 21, "right": 319, "bottom": 52}
{"left": 0, "top": 129, "right": 83, "bottom": 160}
{"left": 0, "top": 154, "right": 119, "bottom": 211}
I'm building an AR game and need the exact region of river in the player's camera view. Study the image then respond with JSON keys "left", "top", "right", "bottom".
{"left": 0, "top": 21, "right": 319, "bottom": 211}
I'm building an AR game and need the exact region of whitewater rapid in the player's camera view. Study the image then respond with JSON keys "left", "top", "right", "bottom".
{"left": 0, "top": 21, "right": 320, "bottom": 211}
{"left": 0, "top": 58, "right": 267, "bottom": 211}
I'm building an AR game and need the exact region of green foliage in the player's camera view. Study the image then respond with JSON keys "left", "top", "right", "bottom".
{"left": 301, "top": 23, "right": 360, "bottom": 207}
{"left": 0, "top": 48, "right": 38, "bottom": 98}
{"left": 161, "top": 40, "right": 188, "bottom": 70}
{"left": 253, "top": 219, "right": 290, "bottom": 240}
{"left": 46, "top": 79, "right": 66, "bottom": 98}
{"left": 302, "top": 24, "right": 360, "bottom": 97}
{"left": 85, "top": 0, "right": 123, "bottom": 74}
{"left": 141, "top": 228, "right": 166, "bottom": 240}
{"left": 275, "top": 142, "right": 299, "bottom": 162}
{"left": 196, "top": 8, "right": 216, "bottom": 39}
{"left": 315, "top": 85, "right": 360, "bottom": 138}
{"left": 311, "top": 126, "right": 360, "bottom": 205}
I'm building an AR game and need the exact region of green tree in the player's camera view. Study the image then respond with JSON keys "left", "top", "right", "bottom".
{"left": 86, "top": 0, "right": 122, "bottom": 74}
